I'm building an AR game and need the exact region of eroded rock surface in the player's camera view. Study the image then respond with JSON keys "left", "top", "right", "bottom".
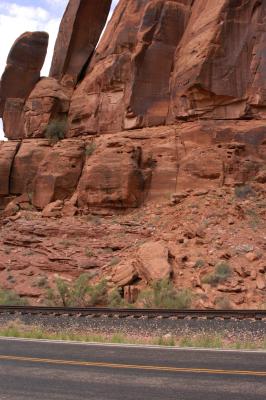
{"left": 0, "top": 31, "right": 48, "bottom": 138}
{"left": 32, "top": 139, "right": 85, "bottom": 209}
{"left": 69, "top": 0, "right": 192, "bottom": 136}
{"left": 0, "top": 141, "right": 20, "bottom": 195}
{"left": 0, "top": 1, "right": 266, "bottom": 308}
{"left": 168, "top": 0, "right": 266, "bottom": 121}
{"left": 49, "top": 0, "right": 112, "bottom": 84}
{"left": 136, "top": 241, "right": 172, "bottom": 283}
{"left": 10, "top": 140, "right": 50, "bottom": 195}
{"left": 69, "top": 0, "right": 266, "bottom": 136}
{"left": 24, "top": 78, "right": 72, "bottom": 138}
{"left": 77, "top": 137, "right": 150, "bottom": 209}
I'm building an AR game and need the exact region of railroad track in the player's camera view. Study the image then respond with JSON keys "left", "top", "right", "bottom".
{"left": 0, "top": 306, "right": 265, "bottom": 320}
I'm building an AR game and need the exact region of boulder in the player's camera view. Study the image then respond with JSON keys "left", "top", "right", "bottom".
{"left": 136, "top": 241, "right": 172, "bottom": 283}
{"left": 32, "top": 140, "right": 85, "bottom": 209}
{"left": 111, "top": 261, "right": 139, "bottom": 287}
{"left": 256, "top": 275, "right": 266, "bottom": 290}
{"left": 49, "top": 0, "right": 112, "bottom": 84}
{"left": 42, "top": 200, "right": 63, "bottom": 218}
{"left": 4, "top": 193, "right": 31, "bottom": 216}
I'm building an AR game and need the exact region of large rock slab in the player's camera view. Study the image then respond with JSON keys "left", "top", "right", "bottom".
{"left": 2, "top": 99, "right": 25, "bottom": 139}
{"left": 168, "top": 0, "right": 266, "bottom": 121}
{"left": 111, "top": 261, "right": 139, "bottom": 287}
{"left": 0, "top": 31, "right": 48, "bottom": 116}
{"left": 0, "top": 31, "right": 48, "bottom": 139}
{"left": 32, "top": 140, "right": 85, "bottom": 209}
{"left": 136, "top": 241, "right": 172, "bottom": 283}
{"left": 77, "top": 138, "right": 149, "bottom": 208}
{"left": 0, "top": 141, "right": 20, "bottom": 195}
{"left": 49, "top": 0, "right": 112, "bottom": 84}
{"left": 10, "top": 139, "right": 50, "bottom": 195}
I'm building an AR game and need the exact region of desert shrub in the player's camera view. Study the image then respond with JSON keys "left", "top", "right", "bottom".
{"left": 202, "top": 262, "right": 232, "bottom": 285}
{"left": 108, "top": 288, "right": 124, "bottom": 307}
{"left": 107, "top": 288, "right": 130, "bottom": 308}
{"left": 156, "top": 335, "right": 176, "bottom": 346}
{"left": 84, "top": 247, "right": 95, "bottom": 257}
{"left": 195, "top": 259, "right": 205, "bottom": 268}
{"left": 46, "top": 274, "right": 107, "bottom": 307}
{"left": 215, "top": 295, "right": 232, "bottom": 309}
{"left": 246, "top": 208, "right": 260, "bottom": 230}
{"left": 139, "top": 280, "right": 192, "bottom": 309}
{"left": 234, "top": 184, "right": 255, "bottom": 199}
{"left": 35, "top": 276, "right": 49, "bottom": 288}
{"left": 85, "top": 142, "right": 96, "bottom": 157}
{"left": 88, "top": 279, "right": 108, "bottom": 306}
{"left": 45, "top": 118, "right": 67, "bottom": 143}
{"left": 0, "top": 287, "right": 28, "bottom": 306}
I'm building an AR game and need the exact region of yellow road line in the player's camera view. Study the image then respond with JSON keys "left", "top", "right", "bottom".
{"left": 0, "top": 355, "right": 265, "bottom": 377}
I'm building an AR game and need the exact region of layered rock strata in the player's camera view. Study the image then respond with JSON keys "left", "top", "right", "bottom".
{"left": 0, "top": 0, "right": 266, "bottom": 307}
{"left": 0, "top": 121, "right": 265, "bottom": 211}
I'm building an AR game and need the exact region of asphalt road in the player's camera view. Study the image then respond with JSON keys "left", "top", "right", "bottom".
{"left": 0, "top": 338, "right": 265, "bottom": 400}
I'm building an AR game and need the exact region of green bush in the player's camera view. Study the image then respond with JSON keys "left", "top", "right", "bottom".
{"left": 0, "top": 287, "right": 28, "bottom": 306}
{"left": 88, "top": 279, "right": 108, "bottom": 306}
{"left": 46, "top": 274, "right": 108, "bottom": 307}
{"left": 195, "top": 259, "right": 205, "bottom": 268}
{"left": 45, "top": 118, "right": 67, "bottom": 143}
{"left": 234, "top": 184, "right": 254, "bottom": 199}
{"left": 202, "top": 262, "right": 232, "bottom": 285}
{"left": 108, "top": 288, "right": 127, "bottom": 308}
{"left": 139, "top": 280, "right": 192, "bottom": 309}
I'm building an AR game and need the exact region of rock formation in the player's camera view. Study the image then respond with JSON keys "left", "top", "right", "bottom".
{"left": 168, "top": 0, "right": 266, "bottom": 121}
{"left": 49, "top": 0, "right": 112, "bottom": 84}
{"left": 0, "top": 0, "right": 265, "bottom": 308}
{"left": 0, "top": 32, "right": 48, "bottom": 139}
{"left": 24, "top": 77, "right": 72, "bottom": 138}
{"left": 68, "top": 0, "right": 193, "bottom": 136}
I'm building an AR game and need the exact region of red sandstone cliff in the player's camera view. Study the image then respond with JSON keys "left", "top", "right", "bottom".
{"left": 0, "top": 0, "right": 265, "bottom": 308}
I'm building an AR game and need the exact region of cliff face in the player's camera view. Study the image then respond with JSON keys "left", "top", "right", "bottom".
{"left": 2, "top": 0, "right": 266, "bottom": 140}
{"left": 69, "top": 0, "right": 266, "bottom": 135}
{"left": 0, "top": 0, "right": 265, "bottom": 308}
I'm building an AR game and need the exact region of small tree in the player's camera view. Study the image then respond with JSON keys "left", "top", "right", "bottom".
{"left": 46, "top": 274, "right": 108, "bottom": 307}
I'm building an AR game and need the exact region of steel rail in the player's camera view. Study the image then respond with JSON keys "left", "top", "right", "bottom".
{"left": 0, "top": 306, "right": 265, "bottom": 320}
